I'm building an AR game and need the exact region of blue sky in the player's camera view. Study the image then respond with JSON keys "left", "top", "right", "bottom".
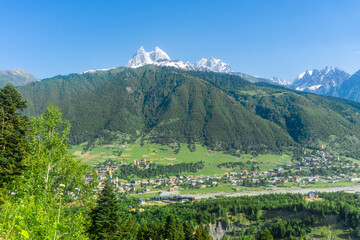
{"left": 0, "top": 0, "right": 359, "bottom": 81}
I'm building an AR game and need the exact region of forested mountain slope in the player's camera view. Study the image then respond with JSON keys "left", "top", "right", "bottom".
{"left": 18, "top": 66, "right": 360, "bottom": 157}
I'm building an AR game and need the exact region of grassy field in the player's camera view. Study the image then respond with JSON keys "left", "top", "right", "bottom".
{"left": 310, "top": 225, "right": 350, "bottom": 239}
{"left": 179, "top": 185, "right": 265, "bottom": 195}
{"left": 69, "top": 141, "right": 292, "bottom": 177}
{"left": 129, "top": 192, "right": 161, "bottom": 199}
{"left": 283, "top": 181, "right": 357, "bottom": 188}
{"left": 180, "top": 185, "right": 235, "bottom": 195}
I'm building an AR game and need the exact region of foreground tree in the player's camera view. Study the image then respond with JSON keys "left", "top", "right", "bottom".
{"left": 89, "top": 180, "right": 134, "bottom": 239}
{"left": 0, "top": 84, "right": 29, "bottom": 188}
{"left": 0, "top": 104, "right": 95, "bottom": 239}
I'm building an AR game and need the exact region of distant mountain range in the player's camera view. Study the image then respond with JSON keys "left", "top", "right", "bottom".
{"left": 1, "top": 48, "right": 360, "bottom": 103}
{"left": 290, "top": 66, "right": 360, "bottom": 102}
{"left": 0, "top": 69, "right": 39, "bottom": 87}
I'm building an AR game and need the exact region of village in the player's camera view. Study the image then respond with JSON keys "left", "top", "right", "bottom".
{"left": 84, "top": 149, "right": 360, "bottom": 202}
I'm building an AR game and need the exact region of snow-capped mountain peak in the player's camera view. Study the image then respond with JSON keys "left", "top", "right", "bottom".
{"left": 149, "top": 46, "right": 171, "bottom": 62}
{"left": 292, "top": 66, "right": 351, "bottom": 94}
{"left": 126, "top": 47, "right": 232, "bottom": 73}
{"left": 126, "top": 46, "right": 192, "bottom": 69}
{"left": 195, "top": 57, "right": 232, "bottom": 73}
{"left": 126, "top": 46, "right": 153, "bottom": 68}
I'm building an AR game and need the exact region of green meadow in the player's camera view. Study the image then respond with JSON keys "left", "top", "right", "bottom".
{"left": 69, "top": 140, "right": 292, "bottom": 177}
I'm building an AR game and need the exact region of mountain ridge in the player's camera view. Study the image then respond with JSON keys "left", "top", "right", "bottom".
{"left": 0, "top": 69, "right": 39, "bottom": 87}
{"left": 17, "top": 65, "right": 360, "bottom": 158}
{"left": 291, "top": 66, "right": 360, "bottom": 102}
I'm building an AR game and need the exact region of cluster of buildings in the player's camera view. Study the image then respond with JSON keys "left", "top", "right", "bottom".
{"left": 86, "top": 150, "right": 360, "bottom": 197}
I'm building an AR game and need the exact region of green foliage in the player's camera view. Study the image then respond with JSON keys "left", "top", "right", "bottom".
{"left": 125, "top": 191, "right": 360, "bottom": 239}
{"left": 0, "top": 84, "right": 29, "bottom": 188}
{"left": 89, "top": 180, "right": 133, "bottom": 239}
{"left": 217, "top": 160, "right": 260, "bottom": 171}
{"left": 184, "top": 222, "right": 195, "bottom": 240}
{"left": 23, "top": 104, "right": 95, "bottom": 199}
{"left": 134, "top": 214, "right": 209, "bottom": 240}
{"left": 258, "top": 228, "right": 273, "bottom": 240}
{"left": 194, "top": 225, "right": 211, "bottom": 240}
{"left": 0, "top": 104, "right": 95, "bottom": 239}
{"left": 164, "top": 214, "right": 184, "bottom": 240}
{"left": 114, "top": 161, "right": 204, "bottom": 179}
{"left": 268, "top": 219, "right": 311, "bottom": 239}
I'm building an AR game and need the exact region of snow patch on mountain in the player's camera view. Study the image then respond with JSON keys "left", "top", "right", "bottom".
{"left": 80, "top": 68, "right": 115, "bottom": 74}
{"left": 298, "top": 72, "right": 306, "bottom": 79}
{"left": 308, "top": 84, "right": 322, "bottom": 90}
{"left": 269, "top": 76, "right": 291, "bottom": 86}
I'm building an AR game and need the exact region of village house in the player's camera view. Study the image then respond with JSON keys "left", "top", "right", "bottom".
{"left": 308, "top": 191, "right": 318, "bottom": 199}
{"left": 349, "top": 178, "right": 360, "bottom": 183}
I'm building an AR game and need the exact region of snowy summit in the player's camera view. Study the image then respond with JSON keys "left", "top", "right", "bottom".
{"left": 195, "top": 57, "right": 232, "bottom": 73}
{"left": 126, "top": 46, "right": 194, "bottom": 70}
{"left": 292, "top": 66, "right": 350, "bottom": 94}
{"left": 126, "top": 47, "right": 232, "bottom": 73}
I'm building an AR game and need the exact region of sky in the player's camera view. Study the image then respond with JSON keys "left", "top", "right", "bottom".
{"left": 0, "top": 0, "right": 359, "bottom": 81}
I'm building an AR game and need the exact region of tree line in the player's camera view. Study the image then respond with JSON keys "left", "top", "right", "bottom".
{"left": 114, "top": 161, "right": 205, "bottom": 179}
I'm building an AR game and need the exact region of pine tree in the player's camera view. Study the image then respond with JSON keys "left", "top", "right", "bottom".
{"left": 148, "top": 221, "right": 162, "bottom": 240}
{"left": 165, "top": 214, "right": 178, "bottom": 240}
{"left": 258, "top": 228, "right": 273, "bottom": 240}
{"left": 137, "top": 222, "right": 149, "bottom": 240}
{"left": 89, "top": 180, "right": 123, "bottom": 239}
{"left": 184, "top": 222, "right": 194, "bottom": 240}
{"left": 194, "top": 225, "right": 211, "bottom": 240}
{"left": 0, "top": 83, "right": 29, "bottom": 188}
{"left": 175, "top": 218, "right": 185, "bottom": 240}
{"left": 164, "top": 214, "right": 185, "bottom": 240}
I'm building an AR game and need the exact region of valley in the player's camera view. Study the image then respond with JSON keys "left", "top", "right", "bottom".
{"left": 2, "top": 1, "right": 360, "bottom": 239}
{"left": 5, "top": 64, "right": 360, "bottom": 239}
{"left": 71, "top": 141, "right": 360, "bottom": 201}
